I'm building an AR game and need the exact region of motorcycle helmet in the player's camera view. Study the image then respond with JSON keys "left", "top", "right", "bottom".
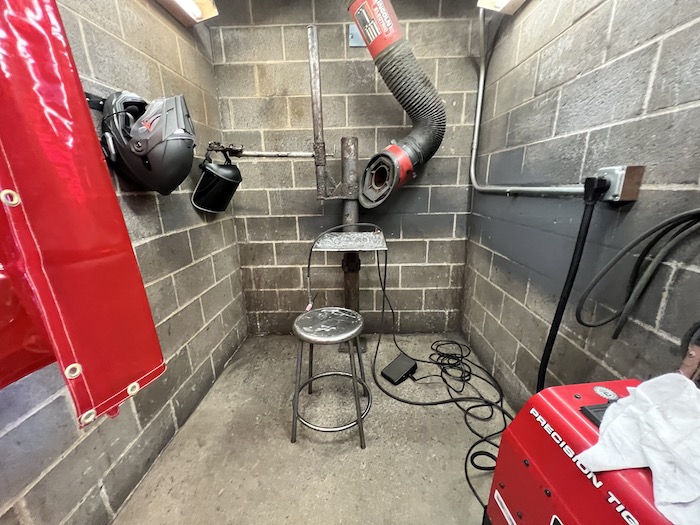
{"left": 101, "top": 92, "right": 195, "bottom": 195}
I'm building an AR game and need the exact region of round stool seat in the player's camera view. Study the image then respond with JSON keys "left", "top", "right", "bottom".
{"left": 293, "top": 307, "right": 363, "bottom": 344}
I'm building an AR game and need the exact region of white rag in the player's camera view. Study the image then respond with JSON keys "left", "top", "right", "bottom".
{"left": 577, "top": 374, "right": 700, "bottom": 525}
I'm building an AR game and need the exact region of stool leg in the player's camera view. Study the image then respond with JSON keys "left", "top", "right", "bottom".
{"left": 348, "top": 342, "right": 366, "bottom": 449}
{"left": 291, "top": 341, "right": 304, "bottom": 443}
{"left": 355, "top": 337, "right": 368, "bottom": 397}
{"left": 308, "top": 344, "right": 314, "bottom": 394}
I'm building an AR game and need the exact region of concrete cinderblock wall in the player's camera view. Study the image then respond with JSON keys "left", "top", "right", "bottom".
{"left": 463, "top": 0, "right": 700, "bottom": 407}
{"left": 211, "top": 0, "right": 478, "bottom": 334}
{"left": 0, "top": 1, "right": 247, "bottom": 523}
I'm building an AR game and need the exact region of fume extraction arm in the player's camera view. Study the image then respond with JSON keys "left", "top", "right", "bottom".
{"left": 347, "top": 0, "right": 447, "bottom": 208}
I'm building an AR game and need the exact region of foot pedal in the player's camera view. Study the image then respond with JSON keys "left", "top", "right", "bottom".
{"left": 381, "top": 353, "right": 417, "bottom": 385}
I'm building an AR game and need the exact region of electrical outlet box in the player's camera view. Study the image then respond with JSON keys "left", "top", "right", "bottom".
{"left": 598, "top": 165, "right": 645, "bottom": 203}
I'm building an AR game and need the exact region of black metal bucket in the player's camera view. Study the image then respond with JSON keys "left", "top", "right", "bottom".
{"left": 191, "top": 160, "right": 242, "bottom": 213}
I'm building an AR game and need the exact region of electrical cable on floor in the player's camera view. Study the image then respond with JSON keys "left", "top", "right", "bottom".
{"left": 576, "top": 208, "right": 700, "bottom": 336}
{"left": 305, "top": 223, "right": 514, "bottom": 508}
{"left": 371, "top": 249, "right": 513, "bottom": 509}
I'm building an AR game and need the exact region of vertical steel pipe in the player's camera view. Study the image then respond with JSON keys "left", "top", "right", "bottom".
{"left": 341, "top": 137, "right": 361, "bottom": 313}
{"left": 307, "top": 25, "right": 327, "bottom": 197}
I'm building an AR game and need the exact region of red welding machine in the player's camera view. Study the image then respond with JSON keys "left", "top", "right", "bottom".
{"left": 484, "top": 380, "right": 672, "bottom": 525}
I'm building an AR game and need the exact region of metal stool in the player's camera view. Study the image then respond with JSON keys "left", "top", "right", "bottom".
{"left": 291, "top": 307, "right": 372, "bottom": 448}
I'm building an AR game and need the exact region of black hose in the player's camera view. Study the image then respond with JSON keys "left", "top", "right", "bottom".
{"left": 536, "top": 177, "right": 609, "bottom": 392}
{"left": 375, "top": 41, "right": 447, "bottom": 167}
{"left": 576, "top": 209, "right": 700, "bottom": 330}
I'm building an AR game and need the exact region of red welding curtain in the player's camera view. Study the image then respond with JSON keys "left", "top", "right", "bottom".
{"left": 0, "top": 0, "right": 165, "bottom": 424}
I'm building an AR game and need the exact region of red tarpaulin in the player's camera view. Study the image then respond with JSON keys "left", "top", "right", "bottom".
{"left": 0, "top": 0, "right": 165, "bottom": 425}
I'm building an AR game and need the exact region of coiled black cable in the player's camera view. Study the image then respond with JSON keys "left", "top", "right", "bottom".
{"left": 576, "top": 209, "right": 700, "bottom": 336}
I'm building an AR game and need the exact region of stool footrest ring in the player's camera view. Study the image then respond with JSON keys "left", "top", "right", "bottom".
{"left": 295, "top": 372, "right": 372, "bottom": 432}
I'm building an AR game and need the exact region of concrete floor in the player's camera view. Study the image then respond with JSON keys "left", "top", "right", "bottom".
{"left": 113, "top": 334, "right": 508, "bottom": 525}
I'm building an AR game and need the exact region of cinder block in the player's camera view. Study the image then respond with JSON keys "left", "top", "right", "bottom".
{"left": 118, "top": 195, "right": 161, "bottom": 242}
{"left": 441, "top": 0, "right": 480, "bottom": 18}
{"left": 160, "top": 68, "right": 207, "bottom": 124}
{"left": 215, "top": 65, "right": 257, "bottom": 97}
{"left": 584, "top": 107, "right": 700, "bottom": 184}
{"left": 515, "top": 346, "right": 541, "bottom": 393}
{"left": 273, "top": 242, "right": 310, "bottom": 265}
{"left": 229, "top": 97, "right": 288, "bottom": 130}
{"left": 450, "top": 264, "right": 465, "bottom": 288}
{"left": 362, "top": 263, "right": 400, "bottom": 289}
{"left": 223, "top": 218, "right": 237, "bottom": 245}
{"left": 190, "top": 223, "right": 226, "bottom": 260}
{"left": 315, "top": 0, "right": 347, "bottom": 23}
{"left": 401, "top": 265, "right": 451, "bottom": 288}
{"left": 0, "top": 364, "right": 64, "bottom": 432}
{"left": 103, "top": 406, "right": 176, "bottom": 510}
{"left": 269, "top": 189, "right": 322, "bottom": 215}
{"left": 146, "top": 277, "right": 179, "bottom": 325}
{"left": 437, "top": 57, "right": 478, "bottom": 93}
{"left": 206, "top": 0, "right": 251, "bottom": 26}
{"left": 557, "top": 45, "right": 657, "bottom": 134}
{"left": 479, "top": 113, "right": 508, "bottom": 154}
{"left": 221, "top": 293, "right": 246, "bottom": 332}
{"left": 239, "top": 242, "right": 275, "bottom": 266}
{"left": 430, "top": 186, "right": 469, "bottom": 213}
{"left": 483, "top": 313, "right": 519, "bottom": 366}
{"left": 57, "top": 6, "right": 90, "bottom": 77}
{"left": 428, "top": 240, "right": 466, "bottom": 263}
{"left": 172, "top": 359, "right": 215, "bottom": 426}
{"left": 649, "top": 24, "right": 700, "bottom": 111}
{"left": 135, "top": 232, "right": 193, "bottom": 284}
{"left": 608, "top": 0, "right": 700, "bottom": 58}
{"left": 437, "top": 125, "right": 473, "bottom": 157}
{"left": 319, "top": 61, "right": 376, "bottom": 94}
{"left": 400, "top": 311, "right": 447, "bottom": 332}
{"left": 474, "top": 274, "right": 504, "bottom": 318}
{"left": 506, "top": 92, "right": 558, "bottom": 147}
{"left": 393, "top": 0, "right": 440, "bottom": 19}
{"left": 379, "top": 289, "right": 424, "bottom": 310}
{"left": 246, "top": 290, "right": 279, "bottom": 311}
{"left": 289, "top": 95, "right": 347, "bottom": 129}
{"left": 62, "top": 487, "right": 110, "bottom": 525}
{"left": 276, "top": 290, "right": 307, "bottom": 311}
{"left": 660, "top": 268, "right": 700, "bottom": 336}
{"left": 263, "top": 129, "right": 315, "bottom": 152}
{"left": 249, "top": 267, "right": 301, "bottom": 290}
{"left": 573, "top": 0, "right": 605, "bottom": 20}
{"left": 120, "top": 0, "right": 181, "bottom": 73}
{"left": 409, "top": 21, "right": 470, "bottom": 58}
{"left": 440, "top": 93, "right": 465, "bottom": 125}
{"left": 258, "top": 63, "right": 311, "bottom": 97}
{"left": 415, "top": 158, "right": 459, "bottom": 186}
{"left": 156, "top": 299, "right": 204, "bottom": 360}
{"left": 82, "top": 21, "right": 162, "bottom": 100}
{"left": 496, "top": 54, "right": 537, "bottom": 116}
{"left": 256, "top": 312, "right": 299, "bottom": 333}
{"left": 501, "top": 294, "right": 548, "bottom": 352}
{"left": 348, "top": 94, "right": 404, "bottom": 127}
{"left": 284, "top": 24, "right": 344, "bottom": 60}
{"left": 24, "top": 409, "right": 139, "bottom": 524}
{"left": 490, "top": 254, "right": 528, "bottom": 303}
{"left": 0, "top": 397, "right": 78, "bottom": 509}
{"left": 385, "top": 240, "right": 427, "bottom": 264}
{"left": 486, "top": 26, "right": 518, "bottom": 85}
{"left": 487, "top": 147, "right": 525, "bottom": 185}
{"left": 221, "top": 27, "right": 283, "bottom": 62}
{"left": 133, "top": 349, "right": 191, "bottom": 426}
{"left": 536, "top": 2, "right": 611, "bottom": 94}
{"left": 517, "top": 0, "right": 574, "bottom": 62}
{"left": 424, "top": 288, "right": 461, "bottom": 310}
{"left": 181, "top": 38, "right": 216, "bottom": 91}
{"left": 237, "top": 160, "right": 294, "bottom": 189}
{"left": 246, "top": 217, "right": 298, "bottom": 241}
{"left": 212, "top": 245, "right": 239, "bottom": 281}
{"left": 59, "top": 0, "right": 121, "bottom": 35}
{"left": 251, "top": 0, "right": 312, "bottom": 24}
{"left": 188, "top": 316, "right": 225, "bottom": 367}
{"left": 157, "top": 193, "right": 204, "bottom": 232}
{"left": 232, "top": 190, "right": 270, "bottom": 217}
{"left": 201, "top": 279, "right": 233, "bottom": 320}
{"left": 522, "top": 134, "right": 586, "bottom": 184}
{"left": 173, "top": 259, "right": 215, "bottom": 305}
{"left": 401, "top": 214, "right": 454, "bottom": 239}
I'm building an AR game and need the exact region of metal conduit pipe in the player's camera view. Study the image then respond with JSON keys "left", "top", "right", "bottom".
{"left": 470, "top": 8, "right": 585, "bottom": 197}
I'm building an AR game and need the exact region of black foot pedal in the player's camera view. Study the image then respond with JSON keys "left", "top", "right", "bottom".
{"left": 381, "top": 353, "right": 417, "bottom": 385}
